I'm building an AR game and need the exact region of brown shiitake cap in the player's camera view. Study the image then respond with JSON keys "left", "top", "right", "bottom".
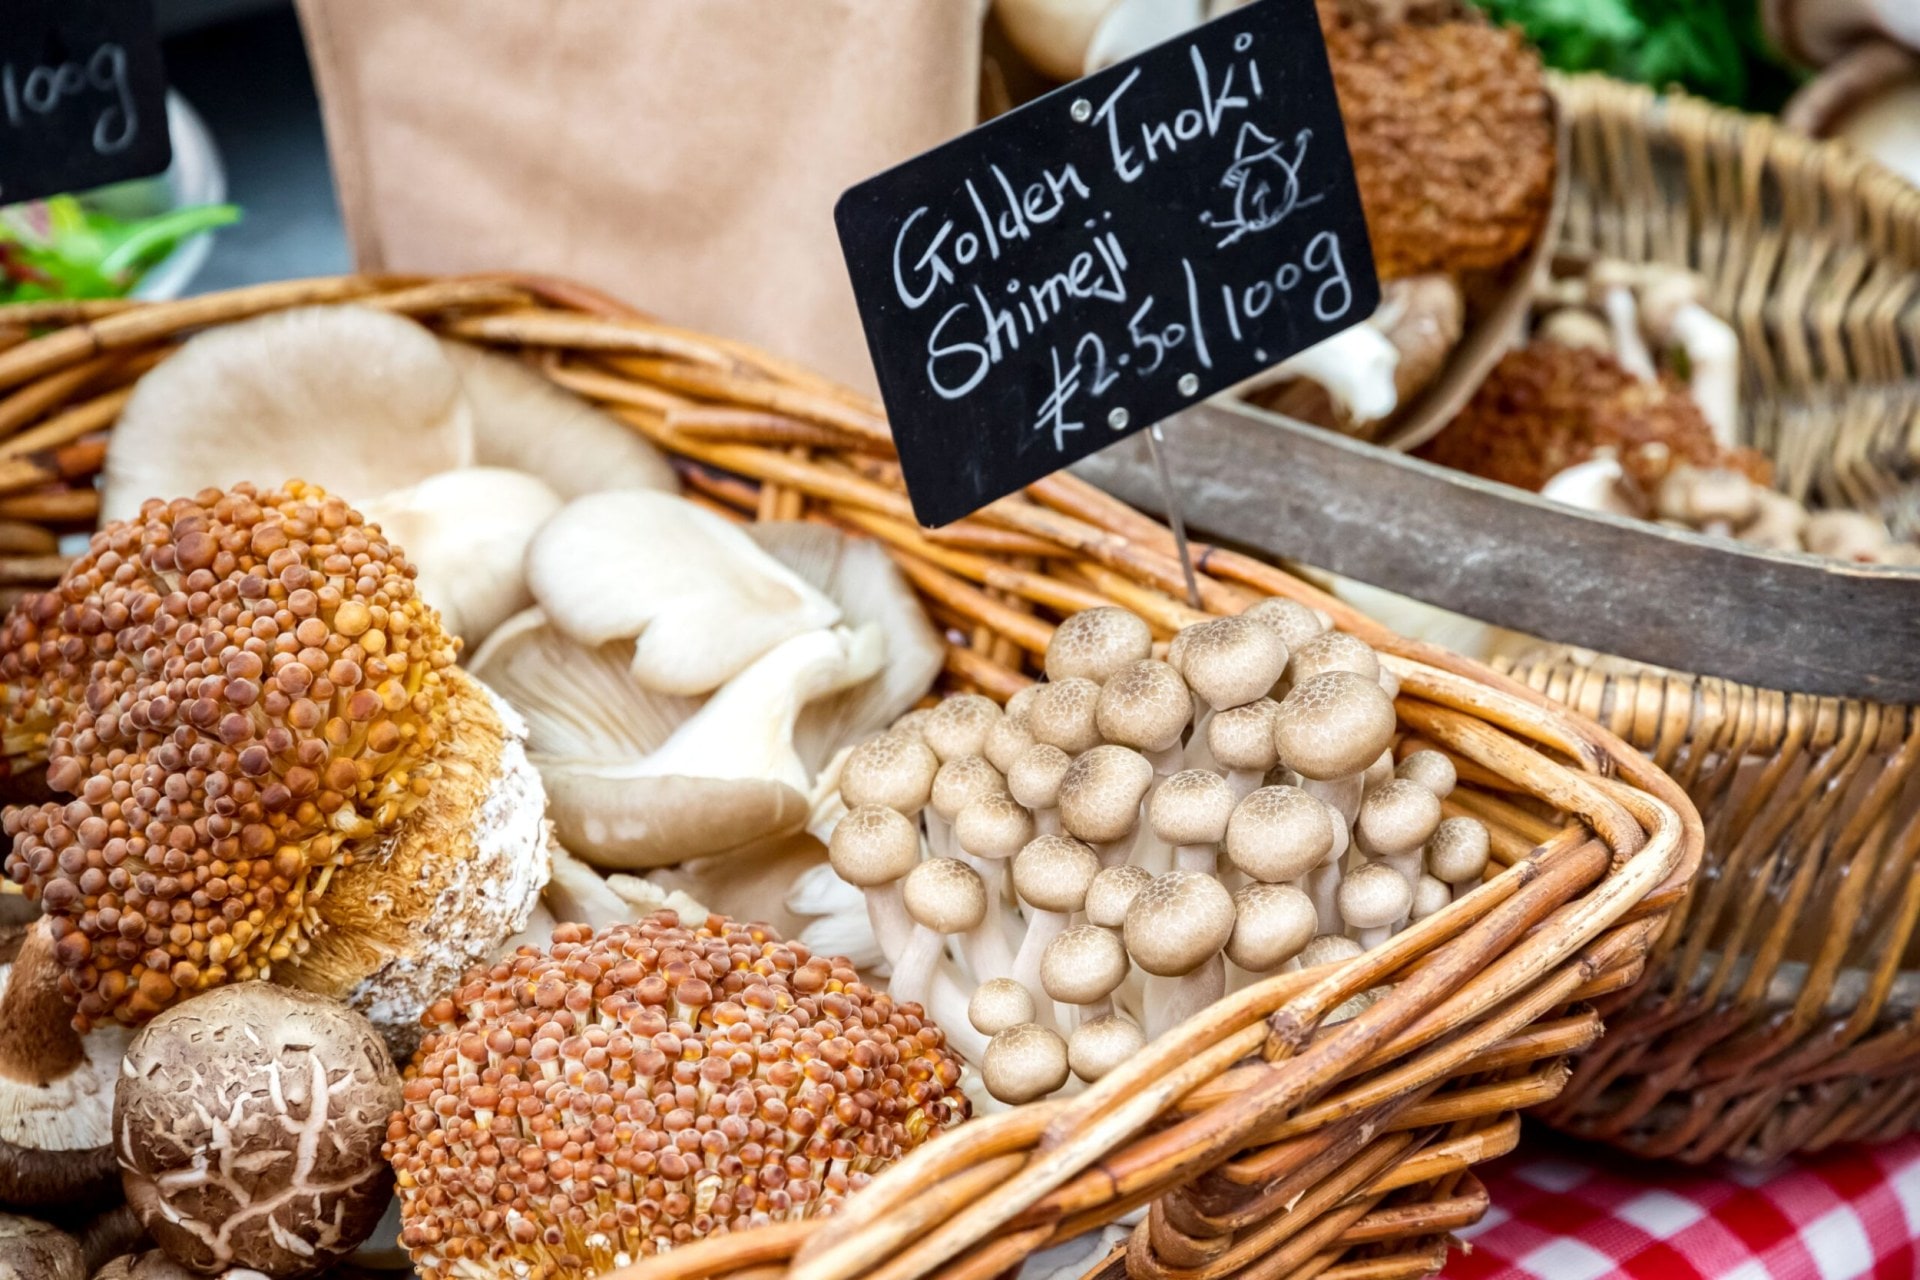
{"left": 1298, "top": 934, "right": 1365, "bottom": 968}
{"left": 0, "top": 1213, "right": 84, "bottom": 1280}
{"left": 117, "top": 984, "right": 399, "bottom": 1277}
{"left": 1395, "top": 749, "right": 1457, "bottom": 798}
{"left": 1179, "top": 618, "right": 1290, "bottom": 711}
{"left": 1241, "top": 598, "right": 1327, "bottom": 652}
{"left": 1355, "top": 778, "right": 1442, "bottom": 857}
{"left": 1045, "top": 608, "right": 1153, "bottom": 684}
{"left": 1286, "top": 631, "right": 1382, "bottom": 685}
{"left": 840, "top": 731, "right": 939, "bottom": 814}
{"left": 1058, "top": 746, "right": 1154, "bottom": 845}
{"left": 983, "top": 1022, "right": 1070, "bottom": 1104}
{"left": 387, "top": 915, "right": 967, "bottom": 1271}
{"left": 1225, "top": 786, "right": 1336, "bottom": 883}
{"left": 1084, "top": 865, "right": 1153, "bottom": 929}
{"left": 1273, "top": 671, "right": 1398, "bottom": 781}
{"left": 1207, "top": 700, "right": 1281, "bottom": 774}
{"left": 969, "top": 977, "right": 1037, "bottom": 1036}
{"left": 1149, "top": 770, "right": 1236, "bottom": 847}
{"left": 1339, "top": 862, "right": 1413, "bottom": 932}
{"left": 1007, "top": 744, "right": 1072, "bottom": 810}
{"left": 828, "top": 805, "right": 921, "bottom": 887}
{"left": 922, "top": 694, "right": 1002, "bottom": 763}
{"left": 2, "top": 483, "right": 458, "bottom": 1029}
{"left": 1123, "top": 871, "right": 1236, "bottom": 976}
{"left": 1427, "top": 816, "right": 1491, "bottom": 885}
{"left": 1027, "top": 678, "right": 1104, "bottom": 754}
{"left": 1041, "top": 925, "right": 1129, "bottom": 1003}
{"left": 1095, "top": 660, "right": 1191, "bottom": 754}
{"left": 1068, "top": 1015, "right": 1147, "bottom": 1082}
{"left": 1226, "top": 882, "right": 1318, "bottom": 971}
{"left": 983, "top": 713, "right": 1036, "bottom": 774}
{"left": 930, "top": 756, "right": 1009, "bottom": 823}
{"left": 1012, "top": 835, "right": 1100, "bottom": 913}
{"left": 902, "top": 858, "right": 988, "bottom": 934}
{"left": 954, "top": 793, "right": 1036, "bottom": 861}
{"left": 1410, "top": 873, "right": 1452, "bottom": 921}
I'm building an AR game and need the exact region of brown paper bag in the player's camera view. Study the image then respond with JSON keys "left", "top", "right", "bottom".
{"left": 297, "top": 0, "right": 984, "bottom": 393}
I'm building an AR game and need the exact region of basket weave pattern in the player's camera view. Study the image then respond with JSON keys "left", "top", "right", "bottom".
{"left": 0, "top": 275, "right": 1698, "bottom": 1278}
{"left": 1504, "top": 77, "right": 1920, "bottom": 1164}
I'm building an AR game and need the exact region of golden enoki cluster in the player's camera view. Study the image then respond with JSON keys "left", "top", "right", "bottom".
{"left": 387, "top": 914, "right": 969, "bottom": 1280}
{"left": 1, "top": 482, "right": 456, "bottom": 1028}
{"left": 1420, "top": 344, "right": 1771, "bottom": 492}
{"left": 1320, "top": 0, "right": 1555, "bottom": 280}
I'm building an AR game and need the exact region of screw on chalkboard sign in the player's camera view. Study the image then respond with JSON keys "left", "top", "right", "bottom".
{"left": 835, "top": 0, "right": 1379, "bottom": 531}
{"left": 0, "top": 0, "right": 171, "bottom": 206}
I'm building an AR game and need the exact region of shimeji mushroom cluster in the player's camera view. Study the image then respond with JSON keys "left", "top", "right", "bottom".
{"left": 829, "top": 605, "right": 1492, "bottom": 1104}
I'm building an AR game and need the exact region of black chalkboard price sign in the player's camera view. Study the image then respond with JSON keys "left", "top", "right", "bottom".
{"left": 0, "top": 0, "right": 171, "bottom": 206}
{"left": 836, "top": 0, "right": 1379, "bottom": 528}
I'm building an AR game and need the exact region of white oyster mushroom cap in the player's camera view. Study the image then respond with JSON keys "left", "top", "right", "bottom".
{"left": 1045, "top": 607, "right": 1154, "bottom": 683}
{"left": 358, "top": 466, "right": 563, "bottom": 647}
{"left": 983, "top": 1023, "right": 1071, "bottom": 1104}
{"left": 1068, "top": 1015, "right": 1148, "bottom": 1082}
{"left": 101, "top": 305, "right": 474, "bottom": 523}
{"left": 526, "top": 490, "right": 841, "bottom": 696}
{"left": 969, "top": 978, "right": 1038, "bottom": 1036}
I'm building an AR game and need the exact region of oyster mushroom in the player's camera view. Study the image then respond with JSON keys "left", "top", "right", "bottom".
{"left": 100, "top": 308, "right": 475, "bottom": 525}
{"left": 0, "top": 923, "right": 127, "bottom": 1208}
{"left": 1, "top": 485, "right": 548, "bottom": 1035}
{"left": 526, "top": 491, "right": 840, "bottom": 697}
{"left": 386, "top": 916, "right": 967, "bottom": 1272}
{"left": 116, "top": 985, "right": 400, "bottom": 1279}
{"left": 356, "top": 467, "right": 563, "bottom": 646}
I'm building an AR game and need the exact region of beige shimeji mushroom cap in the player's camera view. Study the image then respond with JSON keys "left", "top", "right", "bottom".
{"left": 1427, "top": 816, "right": 1492, "bottom": 886}
{"left": 1208, "top": 700, "right": 1282, "bottom": 776}
{"left": 1059, "top": 746, "right": 1155, "bottom": 845}
{"left": 1123, "top": 871, "right": 1236, "bottom": 977}
{"left": 841, "top": 733, "right": 940, "bottom": 815}
{"left": 1013, "top": 835, "right": 1101, "bottom": 913}
{"left": 923, "top": 695, "right": 1003, "bottom": 763}
{"left": 1396, "top": 749, "right": 1457, "bottom": 798}
{"left": 1068, "top": 1015, "right": 1147, "bottom": 1082}
{"left": 1096, "top": 660, "right": 1192, "bottom": 754}
{"left": 931, "top": 756, "right": 1011, "bottom": 824}
{"left": 1227, "top": 882, "right": 1318, "bottom": 971}
{"left": 1046, "top": 607, "right": 1154, "bottom": 683}
{"left": 1340, "top": 863, "right": 1414, "bottom": 935}
{"left": 1084, "top": 864, "right": 1153, "bottom": 929}
{"left": 1008, "top": 744, "right": 1073, "bottom": 811}
{"left": 903, "top": 858, "right": 990, "bottom": 936}
{"left": 1356, "top": 779, "right": 1443, "bottom": 857}
{"left": 1225, "top": 786, "right": 1336, "bottom": 883}
{"left": 970, "top": 978, "right": 1038, "bottom": 1037}
{"left": 955, "top": 793, "right": 1037, "bottom": 862}
{"left": 829, "top": 805, "right": 921, "bottom": 888}
{"left": 1241, "top": 598, "right": 1327, "bottom": 652}
{"left": 1150, "top": 770, "right": 1237, "bottom": 847}
{"left": 1286, "top": 631, "right": 1382, "bottom": 685}
{"left": 1041, "top": 925, "right": 1130, "bottom": 1005}
{"left": 1274, "top": 672, "right": 1399, "bottom": 781}
{"left": 1181, "top": 617, "right": 1290, "bottom": 710}
{"left": 984, "top": 1022, "right": 1071, "bottom": 1104}
{"left": 1028, "top": 677, "right": 1105, "bottom": 754}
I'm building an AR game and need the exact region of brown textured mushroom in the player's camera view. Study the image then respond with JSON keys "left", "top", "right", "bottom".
{"left": 385, "top": 915, "right": 967, "bottom": 1275}
{"left": 1044, "top": 608, "right": 1153, "bottom": 684}
{"left": 116, "top": 985, "right": 400, "bottom": 1279}
{"left": 0, "top": 484, "right": 548, "bottom": 1036}
{"left": 0, "top": 1213, "right": 85, "bottom": 1280}
{"left": 0, "top": 922, "right": 126, "bottom": 1209}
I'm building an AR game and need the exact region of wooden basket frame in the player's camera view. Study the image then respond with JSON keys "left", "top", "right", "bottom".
{"left": 0, "top": 275, "right": 1699, "bottom": 1278}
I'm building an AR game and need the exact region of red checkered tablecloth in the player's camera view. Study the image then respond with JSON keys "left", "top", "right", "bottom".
{"left": 1445, "top": 1132, "right": 1920, "bottom": 1279}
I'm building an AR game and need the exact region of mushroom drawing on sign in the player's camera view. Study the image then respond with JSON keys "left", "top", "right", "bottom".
{"left": 1201, "top": 123, "right": 1322, "bottom": 249}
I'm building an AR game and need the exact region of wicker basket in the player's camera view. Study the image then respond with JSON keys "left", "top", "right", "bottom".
{"left": 1491, "top": 76, "right": 1920, "bottom": 1164}
{"left": 0, "top": 275, "right": 1697, "bottom": 1278}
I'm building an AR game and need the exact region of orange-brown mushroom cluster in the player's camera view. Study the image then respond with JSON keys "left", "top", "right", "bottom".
{"left": 1417, "top": 342, "right": 1772, "bottom": 492}
{"left": 386, "top": 914, "right": 968, "bottom": 1280}
{"left": 1320, "top": 0, "right": 1555, "bottom": 281}
{"left": 1, "top": 482, "right": 458, "bottom": 1028}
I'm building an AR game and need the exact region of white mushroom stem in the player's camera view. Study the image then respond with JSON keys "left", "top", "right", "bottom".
{"left": 1305, "top": 809, "right": 1350, "bottom": 935}
{"left": 1381, "top": 851, "right": 1422, "bottom": 928}
{"left": 1667, "top": 304, "right": 1741, "bottom": 448}
{"left": 889, "top": 925, "right": 947, "bottom": 1017}
{"left": 1174, "top": 843, "right": 1220, "bottom": 876}
{"left": 927, "top": 965, "right": 990, "bottom": 1062}
{"left": 959, "top": 912, "right": 1017, "bottom": 985}
{"left": 1147, "top": 953, "right": 1226, "bottom": 1040}
{"left": 1597, "top": 281, "right": 1656, "bottom": 381}
{"left": 1299, "top": 774, "right": 1363, "bottom": 826}
{"left": 1010, "top": 920, "right": 1069, "bottom": 1029}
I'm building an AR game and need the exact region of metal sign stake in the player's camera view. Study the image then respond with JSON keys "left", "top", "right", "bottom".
{"left": 1146, "top": 423, "right": 1203, "bottom": 609}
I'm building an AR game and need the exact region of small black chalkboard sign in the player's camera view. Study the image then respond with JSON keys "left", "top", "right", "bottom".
{"left": 0, "top": 0, "right": 170, "bottom": 207}
{"left": 837, "top": 0, "right": 1379, "bottom": 528}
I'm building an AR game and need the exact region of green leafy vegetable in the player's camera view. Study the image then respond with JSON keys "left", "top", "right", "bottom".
{"left": 1470, "top": 0, "right": 1803, "bottom": 111}
{"left": 0, "top": 194, "right": 240, "bottom": 303}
